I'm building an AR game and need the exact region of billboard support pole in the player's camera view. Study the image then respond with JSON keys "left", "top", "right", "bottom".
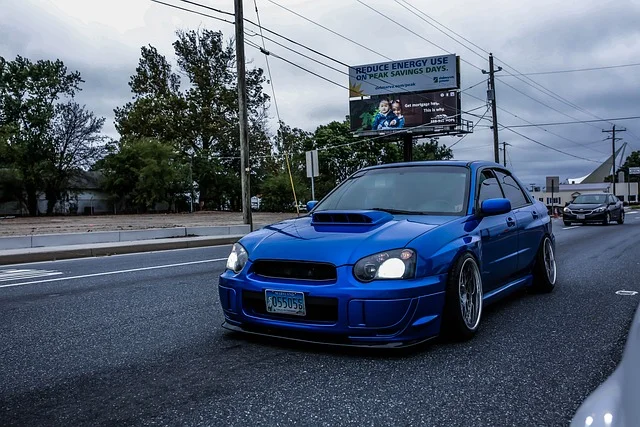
{"left": 403, "top": 134, "right": 413, "bottom": 162}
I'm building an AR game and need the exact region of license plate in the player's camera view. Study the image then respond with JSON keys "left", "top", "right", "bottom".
{"left": 265, "top": 290, "right": 306, "bottom": 316}
{"left": 577, "top": 214, "right": 585, "bottom": 220}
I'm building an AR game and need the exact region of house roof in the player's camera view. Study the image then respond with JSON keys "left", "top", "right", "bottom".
{"left": 68, "top": 171, "right": 104, "bottom": 190}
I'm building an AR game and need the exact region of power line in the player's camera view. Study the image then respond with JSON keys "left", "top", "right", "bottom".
{"left": 502, "top": 126, "right": 601, "bottom": 163}
{"left": 150, "top": 0, "right": 234, "bottom": 24}
{"left": 449, "top": 107, "right": 490, "bottom": 149}
{"left": 355, "top": 0, "right": 484, "bottom": 71}
{"left": 502, "top": 115, "right": 640, "bottom": 128}
{"left": 245, "top": 39, "right": 350, "bottom": 91}
{"left": 387, "top": 0, "right": 620, "bottom": 133}
{"left": 500, "top": 62, "right": 640, "bottom": 76}
{"left": 393, "top": 0, "right": 487, "bottom": 63}
{"left": 465, "top": 91, "right": 610, "bottom": 155}
{"left": 266, "top": 0, "right": 393, "bottom": 61}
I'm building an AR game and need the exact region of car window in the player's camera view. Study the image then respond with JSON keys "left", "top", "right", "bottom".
{"left": 477, "top": 170, "right": 504, "bottom": 205}
{"left": 313, "top": 165, "right": 470, "bottom": 215}
{"left": 573, "top": 194, "right": 606, "bottom": 204}
{"left": 495, "top": 170, "right": 529, "bottom": 209}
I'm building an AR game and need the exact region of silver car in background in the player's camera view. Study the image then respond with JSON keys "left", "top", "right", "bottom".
{"left": 571, "top": 302, "right": 640, "bottom": 426}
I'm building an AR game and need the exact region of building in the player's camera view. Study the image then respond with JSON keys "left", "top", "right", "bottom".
{"left": 529, "top": 142, "right": 638, "bottom": 213}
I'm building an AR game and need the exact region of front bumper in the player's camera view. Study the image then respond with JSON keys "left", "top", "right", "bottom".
{"left": 563, "top": 211, "right": 607, "bottom": 222}
{"left": 218, "top": 266, "right": 447, "bottom": 346}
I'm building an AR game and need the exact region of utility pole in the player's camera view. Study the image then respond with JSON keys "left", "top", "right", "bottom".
{"left": 603, "top": 125, "right": 625, "bottom": 196}
{"left": 482, "top": 53, "right": 502, "bottom": 164}
{"left": 500, "top": 141, "right": 511, "bottom": 167}
{"left": 235, "top": 0, "right": 253, "bottom": 231}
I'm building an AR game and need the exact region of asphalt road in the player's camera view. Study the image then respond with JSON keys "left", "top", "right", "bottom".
{"left": 1, "top": 216, "right": 640, "bottom": 426}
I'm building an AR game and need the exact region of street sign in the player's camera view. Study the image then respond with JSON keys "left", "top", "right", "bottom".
{"left": 545, "top": 176, "right": 559, "bottom": 193}
{"left": 629, "top": 167, "right": 640, "bottom": 175}
{"left": 306, "top": 150, "right": 319, "bottom": 178}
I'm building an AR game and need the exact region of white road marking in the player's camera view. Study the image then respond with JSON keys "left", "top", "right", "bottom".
{"left": 627, "top": 211, "right": 638, "bottom": 215}
{"left": 0, "top": 258, "right": 227, "bottom": 289}
{"left": 0, "top": 269, "right": 62, "bottom": 282}
{"left": 616, "top": 290, "right": 638, "bottom": 296}
{"left": 562, "top": 226, "right": 580, "bottom": 230}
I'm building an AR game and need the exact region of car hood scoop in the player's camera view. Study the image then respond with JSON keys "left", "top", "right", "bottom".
{"left": 311, "top": 210, "right": 392, "bottom": 225}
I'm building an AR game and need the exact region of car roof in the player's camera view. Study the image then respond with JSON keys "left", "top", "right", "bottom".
{"left": 359, "top": 160, "right": 502, "bottom": 172}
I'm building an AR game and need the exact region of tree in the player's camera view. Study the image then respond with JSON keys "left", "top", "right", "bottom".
{"left": 43, "top": 102, "right": 106, "bottom": 214}
{"left": 0, "top": 55, "right": 106, "bottom": 215}
{"left": 114, "top": 29, "right": 272, "bottom": 211}
{"left": 99, "top": 138, "right": 189, "bottom": 213}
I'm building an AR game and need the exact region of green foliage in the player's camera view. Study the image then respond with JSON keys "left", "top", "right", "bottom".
{"left": 260, "top": 171, "right": 309, "bottom": 213}
{"left": 113, "top": 29, "right": 272, "bottom": 210}
{"left": 0, "top": 55, "right": 105, "bottom": 215}
{"left": 100, "top": 138, "right": 189, "bottom": 212}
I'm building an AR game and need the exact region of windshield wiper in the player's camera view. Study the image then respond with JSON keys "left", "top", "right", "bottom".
{"left": 369, "top": 207, "right": 425, "bottom": 215}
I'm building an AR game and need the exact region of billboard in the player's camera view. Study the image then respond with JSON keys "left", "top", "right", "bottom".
{"left": 349, "top": 90, "right": 460, "bottom": 133}
{"left": 349, "top": 54, "right": 459, "bottom": 99}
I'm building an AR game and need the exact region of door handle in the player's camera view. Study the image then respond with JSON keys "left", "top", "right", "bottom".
{"left": 532, "top": 210, "right": 539, "bottom": 219}
{"left": 506, "top": 217, "right": 516, "bottom": 227}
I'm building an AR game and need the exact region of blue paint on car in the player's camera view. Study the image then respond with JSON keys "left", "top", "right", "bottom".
{"left": 218, "top": 161, "right": 556, "bottom": 347}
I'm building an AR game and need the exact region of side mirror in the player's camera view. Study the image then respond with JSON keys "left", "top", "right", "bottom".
{"left": 480, "top": 198, "right": 512, "bottom": 216}
{"left": 306, "top": 200, "right": 318, "bottom": 211}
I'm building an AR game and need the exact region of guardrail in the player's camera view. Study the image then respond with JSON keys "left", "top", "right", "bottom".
{"left": 0, "top": 225, "right": 252, "bottom": 250}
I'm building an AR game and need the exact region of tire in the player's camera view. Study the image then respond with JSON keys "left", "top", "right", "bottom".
{"left": 442, "top": 253, "right": 483, "bottom": 341}
{"left": 618, "top": 210, "right": 625, "bottom": 225}
{"left": 563, "top": 221, "right": 571, "bottom": 226}
{"left": 531, "top": 236, "right": 557, "bottom": 293}
{"left": 603, "top": 212, "right": 610, "bottom": 226}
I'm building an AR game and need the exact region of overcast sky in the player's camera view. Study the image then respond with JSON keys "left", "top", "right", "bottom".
{"left": 2, "top": 0, "right": 640, "bottom": 186}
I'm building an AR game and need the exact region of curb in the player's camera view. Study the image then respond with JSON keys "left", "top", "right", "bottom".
{"left": 0, "top": 235, "right": 243, "bottom": 265}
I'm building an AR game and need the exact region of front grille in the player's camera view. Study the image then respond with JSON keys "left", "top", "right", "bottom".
{"left": 251, "top": 260, "right": 337, "bottom": 281}
{"left": 242, "top": 290, "right": 339, "bottom": 322}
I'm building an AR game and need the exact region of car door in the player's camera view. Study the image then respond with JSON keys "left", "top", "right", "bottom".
{"left": 610, "top": 195, "right": 623, "bottom": 220}
{"left": 494, "top": 169, "right": 543, "bottom": 273}
{"left": 475, "top": 169, "right": 520, "bottom": 291}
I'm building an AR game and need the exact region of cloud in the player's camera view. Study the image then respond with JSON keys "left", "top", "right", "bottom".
{"left": 1, "top": 0, "right": 639, "bottom": 186}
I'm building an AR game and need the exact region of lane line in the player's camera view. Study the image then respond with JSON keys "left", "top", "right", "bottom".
{"left": 562, "top": 226, "right": 580, "bottom": 230}
{"left": 0, "top": 258, "right": 227, "bottom": 289}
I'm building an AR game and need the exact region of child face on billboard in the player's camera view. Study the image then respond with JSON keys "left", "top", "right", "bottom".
{"left": 379, "top": 100, "right": 390, "bottom": 114}
{"left": 392, "top": 102, "right": 402, "bottom": 117}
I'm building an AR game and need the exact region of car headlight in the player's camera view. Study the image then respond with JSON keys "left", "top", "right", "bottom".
{"left": 594, "top": 206, "right": 606, "bottom": 213}
{"left": 563, "top": 207, "right": 571, "bottom": 213}
{"left": 226, "top": 243, "right": 249, "bottom": 273}
{"left": 353, "top": 249, "right": 416, "bottom": 282}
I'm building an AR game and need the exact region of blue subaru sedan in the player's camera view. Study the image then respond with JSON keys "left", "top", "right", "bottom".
{"left": 218, "top": 161, "right": 556, "bottom": 347}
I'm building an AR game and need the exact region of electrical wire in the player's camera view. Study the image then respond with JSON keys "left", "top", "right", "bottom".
{"left": 449, "top": 107, "right": 490, "bottom": 149}
{"left": 465, "top": 91, "right": 610, "bottom": 155}
{"left": 266, "top": 0, "right": 392, "bottom": 61}
{"left": 501, "top": 62, "right": 640, "bottom": 76}
{"left": 355, "top": 0, "right": 484, "bottom": 72}
{"left": 389, "top": 0, "right": 630, "bottom": 135}
{"left": 502, "top": 116, "right": 640, "bottom": 128}
{"left": 252, "top": 0, "right": 301, "bottom": 214}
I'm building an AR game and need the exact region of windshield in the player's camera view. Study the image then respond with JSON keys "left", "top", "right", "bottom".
{"left": 313, "top": 165, "right": 470, "bottom": 215}
{"left": 572, "top": 194, "right": 607, "bottom": 204}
